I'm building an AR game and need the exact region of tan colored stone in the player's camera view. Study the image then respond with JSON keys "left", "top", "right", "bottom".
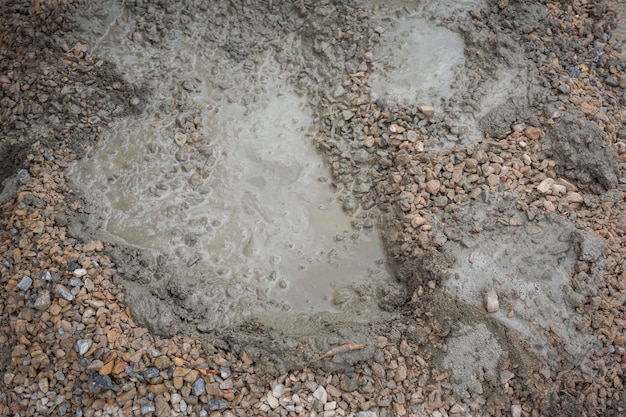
{"left": 173, "top": 367, "right": 190, "bottom": 378}
{"left": 543, "top": 200, "right": 556, "bottom": 212}
{"left": 107, "top": 330, "right": 119, "bottom": 344}
{"left": 99, "top": 361, "right": 114, "bottom": 376}
{"left": 112, "top": 360, "right": 128, "bottom": 375}
{"left": 183, "top": 369, "right": 199, "bottom": 383}
{"left": 83, "top": 240, "right": 104, "bottom": 252}
{"left": 524, "top": 126, "right": 544, "bottom": 140}
{"left": 537, "top": 178, "right": 554, "bottom": 194}
{"left": 410, "top": 216, "right": 427, "bottom": 228}
{"left": 581, "top": 101, "right": 598, "bottom": 115}
{"left": 486, "top": 174, "right": 500, "bottom": 187}
{"left": 566, "top": 192, "right": 583, "bottom": 203}
{"left": 389, "top": 124, "right": 405, "bottom": 133}
{"left": 424, "top": 179, "right": 441, "bottom": 195}
{"left": 557, "top": 178, "right": 577, "bottom": 192}
{"left": 419, "top": 105, "right": 435, "bottom": 118}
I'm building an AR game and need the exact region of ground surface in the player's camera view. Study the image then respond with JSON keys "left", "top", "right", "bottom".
{"left": 1, "top": 0, "right": 626, "bottom": 416}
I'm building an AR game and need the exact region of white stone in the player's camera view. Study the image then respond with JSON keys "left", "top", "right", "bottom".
{"left": 267, "top": 394, "right": 280, "bottom": 409}
{"left": 272, "top": 383, "right": 285, "bottom": 398}
{"left": 511, "top": 404, "right": 522, "bottom": 417}
{"left": 551, "top": 183, "right": 567, "bottom": 195}
{"left": 73, "top": 268, "right": 87, "bottom": 277}
{"left": 484, "top": 289, "right": 499, "bottom": 313}
{"left": 537, "top": 178, "right": 554, "bottom": 193}
{"left": 313, "top": 386, "right": 328, "bottom": 403}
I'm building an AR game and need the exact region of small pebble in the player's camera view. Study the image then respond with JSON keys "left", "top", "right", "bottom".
{"left": 17, "top": 276, "right": 32, "bottom": 291}
{"left": 192, "top": 377, "right": 206, "bottom": 396}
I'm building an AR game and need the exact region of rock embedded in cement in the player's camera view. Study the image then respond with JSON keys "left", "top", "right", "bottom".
{"left": 419, "top": 105, "right": 435, "bottom": 118}
{"left": 484, "top": 289, "right": 500, "bottom": 313}
{"left": 545, "top": 109, "right": 619, "bottom": 189}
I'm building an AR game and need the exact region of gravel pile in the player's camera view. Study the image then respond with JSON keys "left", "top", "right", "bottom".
{"left": 1, "top": 0, "right": 625, "bottom": 416}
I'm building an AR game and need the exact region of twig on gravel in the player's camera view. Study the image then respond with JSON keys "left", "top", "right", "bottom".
{"left": 314, "top": 343, "right": 365, "bottom": 361}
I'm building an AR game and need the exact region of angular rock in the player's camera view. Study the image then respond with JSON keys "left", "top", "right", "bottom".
{"left": 484, "top": 289, "right": 499, "bottom": 313}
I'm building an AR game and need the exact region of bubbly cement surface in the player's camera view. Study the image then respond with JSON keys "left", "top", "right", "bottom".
{"left": 70, "top": 5, "right": 390, "bottom": 327}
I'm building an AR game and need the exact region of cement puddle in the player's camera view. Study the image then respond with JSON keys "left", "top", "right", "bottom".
{"left": 369, "top": 0, "right": 529, "bottom": 148}
{"left": 441, "top": 212, "right": 600, "bottom": 394}
{"left": 69, "top": 3, "right": 390, "bottom": 328}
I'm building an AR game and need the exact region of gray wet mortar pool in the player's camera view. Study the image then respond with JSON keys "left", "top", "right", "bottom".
{"left": 65, "top": 0, "right": 404, "bottom": 372}
{"left": 62, "top": 0, "right": 609, "bottom": 387}
{"left": 69, "top": 32, "right": 391, "bottom": 325}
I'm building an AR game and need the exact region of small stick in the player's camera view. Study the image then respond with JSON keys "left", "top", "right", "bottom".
{"left": 318, "top": 343, "right": 365, "bottom": 360}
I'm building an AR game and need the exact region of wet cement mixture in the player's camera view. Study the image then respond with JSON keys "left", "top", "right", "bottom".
{"left": 1, "top": 0, "right": 626, "bottom": 416}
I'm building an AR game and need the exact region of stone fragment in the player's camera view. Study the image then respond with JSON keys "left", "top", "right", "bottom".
{"left": 486, "top": 174, "right": 500, "bottom": 187}
{"left": 405, "top": 131, "right": 419, "bottom": 142}
{"left": 219, "top": 378, "right": 233, "bottom": 390}
{"left": 537, "top": 178, "right": 554, "bottom": 193}
{"left": 144, "top": 367, "right": 160, "bottom": 379}
{"left": 174, "top": 131, "right": 187, "bottom": 147}
{"left": 410, "top": 216, "right": 427, "bottom": 228}
{"left": 389, "top": 124, "right": 405, "bottom": 133}
{"left": 424, "top": 179, "right": 441, "bottom": 195}
{"left": 566, "top": 192, "right": 583, "bottom": 203}
{"left": 92, "top": 374, "right": 114, "bottom": 390}
{"left": 75, "top": 339, "right": 93, "bottom": 356}
{"left": 543, "top": 200, "right": 556, "bottom": 212}
{"left": 34, "top": 290, "right": 51, "bottom": 310}
{"left": 524, "top": 126, "right": 544, "bottom": 140}
{"left": 395, "top": 364, "right": 407, "bottom": 382}
{"left": 99, "top": 361, "right": 114, "bottom": 376}
{"left": 511, "top": 404, "right": 522, "bottom": 417}
{"left": 141, "top": 402, "right": 156, "bottom": 415}
{"left": 17, "top": 276, "right": 32, "bottom": 291}
{"left": 557, "top": 178, "right": 577, "bottom": 191}
{"left": 55, "top": 284, "right": 74, "bottom": 301}
{"left": 313, "top": 385, "right": 328, "bottom": 403}
{"left": 484, "top": 289, "right": 499, "bottom": 313}
{"left": 342, "top": 110, "right": 354, "bottom": 121}
{"left": 552, "top": 183, "right": 566, "bottom": 194}
{"left": 83, "top": 240, "right": 104, "bottom": 252}
{"left": 393, "top": 403, "right": 407, "bottom": 416}
{"left": 209, "top": 399, "right": 230, "bottom": 410}
{"left": 39, "top": 378, "right": 49, "bottom": 393}
{"left": 192, "top": 377, "right": 206, "bottom": 396}
{"left": 272, "top": 383, "right": 284, "bottom": 398}
{"left": 184, "top": 369, "right": 199, "bottom": 383}
{"left": 419, "top": 105, "right": 435, "bottom": 118}
{"left": 581, "top": 102, "right": 598, "bottom": 115}
{"left": 73, "top": 268, "right": 87, "bottom": 277}
{"left": 154, "top": 395, "right": 171, "bottom": 417}
{"left": 266, "top": 394, "right": 279, "bottom": 409}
